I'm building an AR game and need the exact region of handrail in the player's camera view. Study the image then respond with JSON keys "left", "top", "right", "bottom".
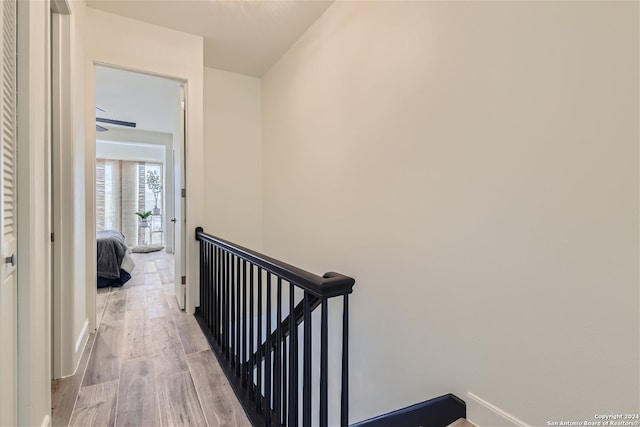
{"left": 195, "top": 227, "right": 355, "bottom": 298}
{"left": 194, "top": 226, "right": 354, "bottom": 427}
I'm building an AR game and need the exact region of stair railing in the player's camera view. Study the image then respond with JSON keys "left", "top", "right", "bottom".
{"left": 195, "top": 227, "right": 355, "bottom": 427}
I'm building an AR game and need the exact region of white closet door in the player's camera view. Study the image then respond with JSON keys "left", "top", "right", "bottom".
{"left": 0, "top": 0, "right": 18, "bottom": 425}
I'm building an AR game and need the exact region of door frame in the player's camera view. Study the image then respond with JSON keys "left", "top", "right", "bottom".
{"left": 50, "top": 2, "right": 74, "bottom": 380}
{"left": 175, "top": 84, "right": 187, "bottom": 309}
{"left": 88, "top": 64, "right": 188, "bottom": 332}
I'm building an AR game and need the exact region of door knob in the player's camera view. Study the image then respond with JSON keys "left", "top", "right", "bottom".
{"left": 171, "top": 218, "right": 176, "bottom": 223}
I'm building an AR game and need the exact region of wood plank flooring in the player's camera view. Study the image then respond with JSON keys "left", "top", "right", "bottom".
{"left": 447, "top": 419, "right": 477, "bottom": 427}
{"left": 51, "top": 250, "right": 251, "bottom": 427}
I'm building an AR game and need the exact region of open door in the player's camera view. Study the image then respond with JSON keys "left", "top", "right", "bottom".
{"left": 173, "top": 86, "right": 186, "bottom": 309}
{"left": 0, "top": 0, "right": 18, "bottom": 423}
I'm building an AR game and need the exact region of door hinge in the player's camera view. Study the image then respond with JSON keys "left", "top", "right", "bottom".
{"left": 181, "top": 275, "right": 186, "bottom": 285}
{"left": 181, "top": 188, "right": 186, "bottom": 198}
{"left": 51, "top": 232, "right": 54, "bottom": 242}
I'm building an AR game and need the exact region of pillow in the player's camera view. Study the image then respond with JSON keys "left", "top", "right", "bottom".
{"left": 131, "top": 245, "right": 164, "bottom": 253}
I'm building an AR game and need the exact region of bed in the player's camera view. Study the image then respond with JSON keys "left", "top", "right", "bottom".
{"left": 97, "top": 230, "right": 135, "bottom": 288}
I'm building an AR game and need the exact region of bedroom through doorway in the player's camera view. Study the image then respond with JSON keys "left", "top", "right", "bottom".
{"left": 94, "top": 65, "right": 186, "bottom": 319}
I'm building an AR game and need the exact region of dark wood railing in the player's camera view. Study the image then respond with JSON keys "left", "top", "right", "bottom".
{"left": 195, "top": 227, "right": 355, "bottom": 427}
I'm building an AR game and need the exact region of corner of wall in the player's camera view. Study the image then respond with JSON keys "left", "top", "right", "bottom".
{"left": 466, "top": 393, "right": 529, "bottom": 427}
{"left": 73, "top": 318, "right": 89, "bottom": 372}
{"left": 40, "top": 414, "right": 51, "bottom": 427}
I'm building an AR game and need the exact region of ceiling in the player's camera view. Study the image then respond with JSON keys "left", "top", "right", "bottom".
{"left": 95, "top": 65, "right": 181, "bottom": 134}
{"left": 86, "top": 0, "right": 334, "bottom": 77}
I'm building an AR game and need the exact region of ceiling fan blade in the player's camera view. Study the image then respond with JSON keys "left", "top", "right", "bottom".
{"left": 96, "top": 117, "right": 136, "bottom": 128}
{"left": 96, "top": 124, "right": 108, "bottom": 132}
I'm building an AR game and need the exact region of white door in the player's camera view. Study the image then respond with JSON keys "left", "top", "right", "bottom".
{"left": 174, "top": 86, "right": 186, "bottom": 309}
{"left": 0, "top": 0, "right": 18, "bottom": 424}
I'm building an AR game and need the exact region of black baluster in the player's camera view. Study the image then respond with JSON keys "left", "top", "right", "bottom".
{"left": 198, "top": 240, "right": 203, "bottom": 318}
{"left": 275, "top": 278, "right": 282, "bottom": 426}
{"left": 222, "top": 249, "right": 226, "bottom": 345}
{"left": 222, "top": 250, "right": 226, "bottom": 354}
{"left": 202, "top": 242, "right": 207, "bottom": 326}
{"left": 213, "top": 245, "right": 217, "bottom": 333}
{"left": 226, "top": 252, "right": 234, "bottom": 360}
{"left": 205, "top": 242, "right": 209, "bottom": 327}
{"left": 288, "top": 284, "right": 298, "bottom": 427}
{"left": 341, "top": 294, "right": 349, "bottom": 427}
{"left": 303, "top": 292, "right": 312, "bottom": 427}
{"left": 216, "top": 246, "right": 221, "bottom": 344}
{"left": 257, "top": 268, "right": 263, "bottom": 414}
{"left": 205, "top": 242, "right": 209, "bottom": 328}
{"left": 214, "top": 246, "right": 218, "bottom": 332}
{"left": 320, "top": 298, "right": 328, "bottom": 427}
{"left": 213, "top": 245, "right": 217, "bottom": 331}
{"left": 282, "top": 321, "right": 288, "bottom": 427}
{"left": 249, "top": 264, "right": 255, "bottom": 399}
{"left": 221, "top": 250, "right": 226, "bottom": 351}
{"left": 236, "top": 256, "right": 241, "bottom": 377}
{"left": 242, "top": 260, "right": 248, "bottom": 389}
{"left": 231, "top": 255, "right": 237, "bottom": 367}
{"left": 196, "top": 241, "right": 205, "bottom": 316}
{"left": 213, "top": 245, "right": 218, "bottom": 337}
{"left": 228, "top": 252, "right": 233, "bottom": 358}
{"left": 265, "top": 274, "right": 272, "bottom": 426}
{"left": 211, "top": 245, "right": 215, "bottom": 337}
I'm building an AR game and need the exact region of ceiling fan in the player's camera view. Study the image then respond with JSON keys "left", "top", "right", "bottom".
{"left": 96, "top": 107, "right": 137, "bottom": 132}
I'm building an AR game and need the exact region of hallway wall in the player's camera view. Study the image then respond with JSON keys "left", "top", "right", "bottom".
{"left": 202, "top": 67, "right": 263, "bottom": 250}
{"left": 261, "top": 2, "right": 639, "bottom": 425}
{"left": 50, "top": 0, "right": 91, "bottom": 382}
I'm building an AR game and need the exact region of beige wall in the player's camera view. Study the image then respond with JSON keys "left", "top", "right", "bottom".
{"left": 203, "top": 67, "right": 263, "bottom": 250}
{"left": 261, "top": 2, "right": 639, "bottom": 425}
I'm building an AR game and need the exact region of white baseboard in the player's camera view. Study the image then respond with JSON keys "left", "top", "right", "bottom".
{"left": 467, "top": 392, "right": 530, "bottom": 427}
{"left": 41, "top": 414, "right": 51, "bottom": 427}
{"left": 75, "top": 319, "right": 89, "bottom": 354}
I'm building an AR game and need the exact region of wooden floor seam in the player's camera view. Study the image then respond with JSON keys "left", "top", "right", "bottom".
{"left": 51, "top": 250, "right": 251, "bottom": 427}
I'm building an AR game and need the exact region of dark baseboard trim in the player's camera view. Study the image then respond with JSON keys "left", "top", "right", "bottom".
{"left": 350, "top": 393, "right": 466, "bottom": 427}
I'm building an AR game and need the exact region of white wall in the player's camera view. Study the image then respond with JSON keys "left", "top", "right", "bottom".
{"left": 51, "top": 0, "right": 89, "bottom": 381}
{"left": 203, "top": 67, "right": 262, "bottom": 250}
{"left": 261, "top": 2, "right": 639, "bottom": 425}
{"left": 16, "top": 0, "right": 53, "bottom": 425}
{"left": 70, "top": 0, "right": 89, "bottom": 378}
{"left": 84, "top": 7, "right": 204, "bottom": 314}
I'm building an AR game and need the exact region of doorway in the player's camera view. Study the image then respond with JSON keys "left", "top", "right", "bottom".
{"left": 50, "top": 10, "right": 203, "bottom": 390}
{"left": 94, "top": 65, "right": 186, "bottom": 319}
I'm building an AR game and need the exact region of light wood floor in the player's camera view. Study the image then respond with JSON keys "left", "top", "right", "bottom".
{"left": 447, "top": 418, "right": 477, "bottom": 427}
{"left": 51, "top": 250, "right": 251, "bottom": 427}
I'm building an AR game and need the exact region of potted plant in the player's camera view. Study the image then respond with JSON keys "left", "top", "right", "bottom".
{"left": 135, "top": 210, "right": 153, "bottom": 226}
{"left": 146, "top": 170, "right": 162, "bottom": 215}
